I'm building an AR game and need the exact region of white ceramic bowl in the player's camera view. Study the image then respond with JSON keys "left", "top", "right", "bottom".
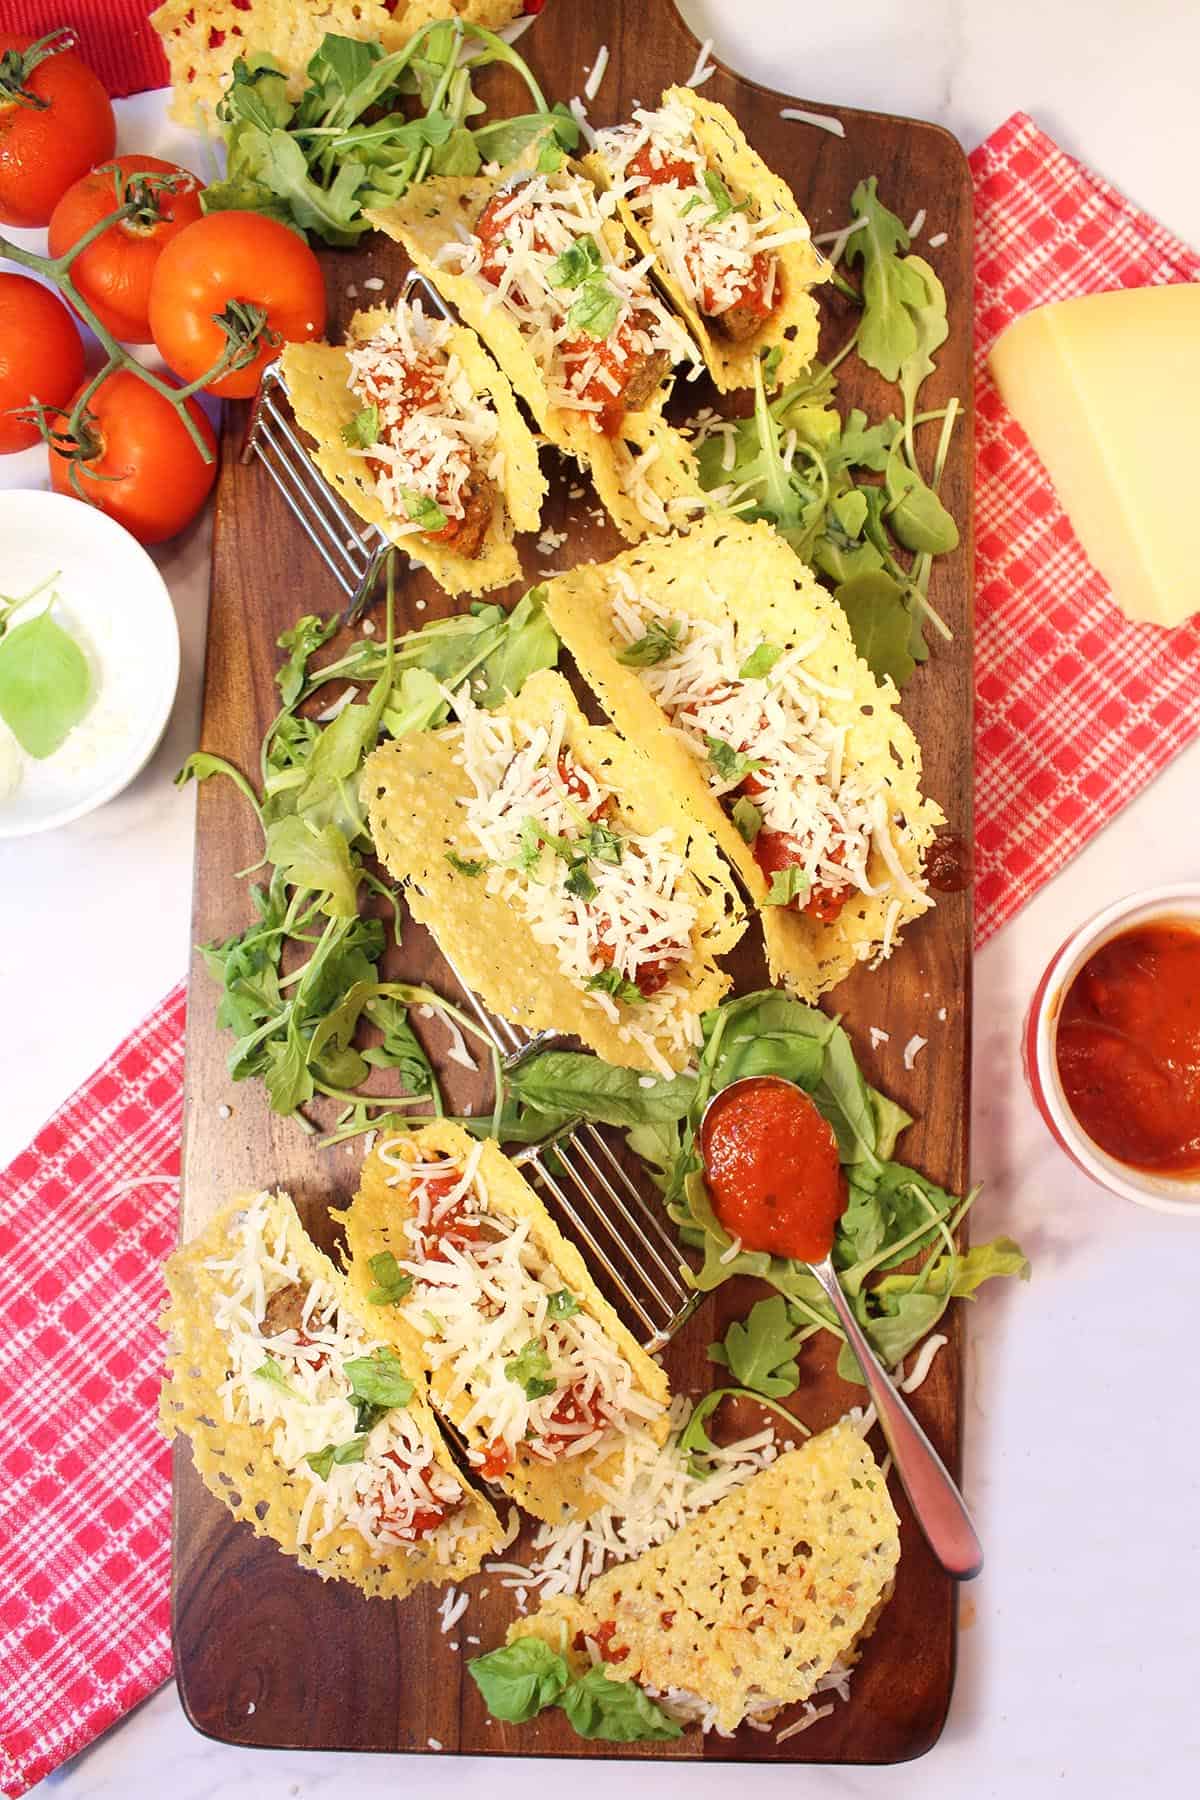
{"left": 0, "top": 490, "right": 180, "bottom": 839}
{"left": 1024, "top": 883, "right": 1200, "bottom": 1215}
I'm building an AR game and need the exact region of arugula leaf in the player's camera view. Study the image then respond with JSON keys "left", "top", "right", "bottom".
{"left": 585, "top": 968, "right": 644, "bottom": 1005}
{"left": 0, "top": 608, "right": 91, "bottom": 759}
{"left": 547, "top": 1289, "right": 580, "bottom": 1320}
{"left": 897, "top": 254, "right": 949, "bottom": 462}
{"left": 341, "top": 404, "right": 379, "bottom": 449}
{"left": 764, "top": 866, "right": 810, "bottom": 907}
{"left": 175, "top": 752, "right": 264, "bottom": 828}
{"left": 398, "top": 485, "right": 448, "bottom": 534}
{"left": 275, "top": 613, "right": 338, "bottom": 706}
{"left": 568, "top": 276, "right": 620, "bottom": 339}
{"left": 677, "top": 1387, "right": 805, "bottom": 1475}
{"left": 564, "top": 860, "right": 598, "bottom": 902}
{"left": 504, "top": 1338, "right": 556, "bottom": 1400}
{"left": 361, "top": 993, "right": 435, "bottom": 1092}
{"left": 616, "top": 618, "right": 682, "bottom": 667}
{"left": 468, "top": 1639, "right": 570, "bottom": 1724}
{"left": 365, "top": 1249, "right": 413, "bottom": 1306}
{"left": 507, "top": 1051, "right": 696, "bottom": 1128}
{"left": 708, "top": 1296, "right": 805, "bottom": 1398}
{"left": 844, "top": 176, "right": 931, "bottom": 381}
{"left": 265, "top": 815, "right": 359, "bottom": 917}
{"left": 548, "top": 233, "right": 603, "bottom": 288}
{"left": 446, "top": 851, "right": 486, "bottom": 877}
{"left": 560, "top": 1667, "right": 682, "bottom": 1743}
{"left": 737, "top": 642, "right": 782, "bottom": 680}
{"left": 263, "top": 1016, "right": 316, "bottom": 1114}
{"left": 473, "top": 586, "right": 559, "bottom": 708}
{"left": 343, "top": 1346, "right": 414, "bottom": 1410}
{"left": 306, "top": 1435, "right": 368, "bottom": 1479}
{"left": 380, "top": 666, "right": 447, "bottom": 739}
{"left": 883, "top": 441, "right": 959, "bottom": 555}
{"left": 705, "top": 735, "right": 765, "bottom": 785}
{"left": 731, "top": 795, "right": 762, "bottom": 843}
{"left": 835, "top": 571, "right": 916, "bottom": 689}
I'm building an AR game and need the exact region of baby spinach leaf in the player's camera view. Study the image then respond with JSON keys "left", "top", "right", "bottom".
{"left": 468, "top": 1639, "right": 570, "bottom": 1724}
{"left": 507, "top": 1051, "right": 696, "bottom": 1128}
{"left": 560, "top": 1668, "right": 683, "bottom": 1743}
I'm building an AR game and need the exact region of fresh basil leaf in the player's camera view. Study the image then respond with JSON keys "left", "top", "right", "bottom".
{"left": 276, "top": 612, "right": 338, "bottom": 706}
{"left": 731, "top": 796, "right": 762, "bottom": 843}
{"left": 616, "top": 618, "right": 682, "bottom": 667}
{"left": 763, "top": 865, "right": 810, "bottom": 907}
{"left": 0, "top": 609, "right": 91, "bottom": 759}
{"left": 568, "top": 275, "right": 621, "bottom": 339}
{"left": 504, "top": 1338, "right": 556, "bottom": 1400}
{"left": 306, "top": 1434, "right": 368, "bottom": 1480}
{"left": 560, "top": 1667, "right": 683, "bottom": 1743}
{"left": 547, "top": 1289, "right": 580, "bottom": 1320}
{"left": 341, "top": 404, "right": 379, "bottom": 448}
{"left": 446, "top": 851, "right": 487, "bottom": 877}
{"left": 548, "top": 233, "right": 603, "bottom": 289}
{"left": 253, "top": 1358, "right": 303, "bottom": 1400}
{"left": 508, "top": 1050, "right": 696, "bottom": 1128}
{"left": 468, "top": 1638, "right": 570, "bottom": 1724}
{"left": 366, "top": 1249, "right": 413, "bottom": 1306}
{"left": 585, "top": 968, "right": 644, "bottom": 1005}
{"left": 737, "top": 642, "right": 782, "bottom": 680}
{"left": 704, "top": 735, "right": 765, "bottom": 785}
{"left": 835, "top": 570, "right": 916, "bottom": 690}
{"left": 343, "top": 1346, "right": 414, "bottom": 1410}
{"left": 708, "top": 1295, "right": 805, "bottom": 1398}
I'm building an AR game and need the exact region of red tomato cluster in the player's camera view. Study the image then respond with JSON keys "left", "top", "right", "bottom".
{"left": 0, "top": 32, "right": 328, "bottom": 543}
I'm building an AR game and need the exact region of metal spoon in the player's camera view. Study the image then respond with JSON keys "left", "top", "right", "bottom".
{"left": 701, "top": 1076, "right": 984, "bottom": 1581}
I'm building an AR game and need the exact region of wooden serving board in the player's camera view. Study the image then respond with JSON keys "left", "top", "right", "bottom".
{"left": 176, "top": 0, "right": 974, "bottom": 1764}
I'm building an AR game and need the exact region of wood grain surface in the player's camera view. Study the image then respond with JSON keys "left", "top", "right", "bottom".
{"left": 175, "top": 0, "right": 975, "bottom": 1764}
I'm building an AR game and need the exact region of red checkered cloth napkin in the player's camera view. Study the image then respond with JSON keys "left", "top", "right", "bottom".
{"left": 3, "top": 110, "right": 1199, "bottom": 1800}
{"left": 0, "top": 986, "right": 183, "bottom": 1799}
{"left": 970, "top": 112, "right": 1200, "bottom": 941}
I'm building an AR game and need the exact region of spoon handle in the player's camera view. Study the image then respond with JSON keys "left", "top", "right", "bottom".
{"left": 810, "top": 1257, "right": 983, "bottom": 1580}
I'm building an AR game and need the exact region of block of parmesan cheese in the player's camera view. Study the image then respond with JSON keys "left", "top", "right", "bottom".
{"left": 988, "top": 284, "right": 1200, "bottom": 627}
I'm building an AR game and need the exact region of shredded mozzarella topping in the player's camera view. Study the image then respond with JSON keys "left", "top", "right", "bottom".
{"left": 376, "top": 1138, "right": 664, "bottom": 1463}
{"left": 344, "top": 299, "right": 503, "bottom": 530}
{"left": 204, "top": 1191, "right": 471, "bottom": 1563}
{"left": 448, "top": 689, "right": 701, "bottom": 1071}
{"left": 594, "top": 96, "right": 810, "bottom": 319}
{"left": 435, "top": 170, "right": 698, "bottom": 424}
{"left": 608, "top": 568, "right": 904, "bottom": 910}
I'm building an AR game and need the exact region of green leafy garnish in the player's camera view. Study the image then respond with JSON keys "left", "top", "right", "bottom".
{"left": 548, "top": 233, "right": 603, "bottom": 288}
{"left": 504, "top": 1338, "right": 557, "bottom": 1400}
{"left": 709, "top": 1296, "right": 807, "bottom": 1398}
{"left": 344, "top": 1345, "right": 415, "bottom": 1411}
{"left": 705, "top": 735, "right": 765, "bottom": 785}
{"left": 253, "top": 1358, "right": 303, "bottom": 1400}
{"left": 737, "top": 642, "right": 782, "bottom": 680}
{"left": 0, "top": 603, "right": 91, "bottom": 760}
{"left": 307, "top": 1435, "right": 368, "bottom": 1479}
{"left": 560, "top": 1667, "right": 683, "bottom": 1742}
{"left": 731, "top": 796, "right": 762, "bottom": 843}
{"left": 834, "top": 571, "right": 916, "bottom": 689}
{"left": 763, "top": 865, "right": 810, "bottom": 907}
{"left": 616, "top": 618, "right": 682, "bottom": 667}
{"left": 677, "top": 1387, "right": 806, "bottom": 1476}
{"left": 275, "top": 613, "right": 339, "bottom": 707}
{"left": 468, "top": 1639, "right": 570, "bottom": 1724}
{"left": 585, "top": 968, "right": 644, "bottom": 1005}
{"left": 568, "top": 275, "right": 621, "bottom": 339}
{"left": 340, "top": 404, "right": 379, "bottom": 449}
{"left": 446, "top": 851, "right": 486, "bottom": 877}
{"left": 700, "top": 169, "right": 747, "bottom": 223}
{"left": 546, "top": 1289, "right": 580, "bottom": 1320}
{"left": 563, "top": 860, "right": 598, "bottom": 901}
{"left": 398, "top": 485, "right": 448, "bottom": 534}
{"left": 505, "top": 1050, "right": 695, "bottom": 1131}
{"left": 365, "top": 1249, "right": 413, "bottom": 1306}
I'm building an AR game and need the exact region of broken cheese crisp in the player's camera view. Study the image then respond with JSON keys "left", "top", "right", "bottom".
{"left": 151, "top": 0, "right": 523, "bottom": 126}
{"left": 509, "top": 1421, "right": 900, "bottom": 1734}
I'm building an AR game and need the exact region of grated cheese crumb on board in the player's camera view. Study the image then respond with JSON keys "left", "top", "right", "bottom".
{"left": 583, "top": 44, "right": 609, "bottom": 103}
{"left": 685, "top": 37, "right": 716, "bottom": 87}
{"left": 779, "top": 106, "right": 846, "bottom": 138}
{"left": 903, "top": 1033, "right": 927, "bottom": 1070}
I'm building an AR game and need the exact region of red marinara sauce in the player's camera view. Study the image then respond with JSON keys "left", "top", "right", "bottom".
{"left": 1055, "top": 922, "right": 1200, "bottom": 1174}
{"left": 699, "top": 1076, "right": 845, "bottom": 1263}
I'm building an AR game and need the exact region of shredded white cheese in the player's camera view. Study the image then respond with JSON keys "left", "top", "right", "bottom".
{"left": 902, "top": 1033, "right": 927, "bottom": 1070}
{"left": 583, "top": 44, "right": 609, "bottom": 103}
{"left": 685, "top": 37, "right": 716, "bottom": 88}
{"left": 779, "top": 106, "right": 846, "bottom": 138}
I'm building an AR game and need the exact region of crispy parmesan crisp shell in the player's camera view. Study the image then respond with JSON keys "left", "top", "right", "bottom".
{"left": 584, "top": 87, "right": 827, "bottom": 394}
{"left": 151, "top": 1, "right": 522, "bottom": 126}
{"left": 361, "top": 667, "right": 745, "bottom": 1071}
{"left": 367, "top": 174, "right": 704, "bottom": 541}
{"left": 510, "top": 1421, "right": 900, "bottom": 1734}
{"left": 342, "top": 1123, "right": 672, "bottom": 1524}
{"left": 543, "top": 517, "right": 943, "bottom": 1000}
{"left": 159, "top": 1188, "right": 503, "bottom": 1597}
{"left": 282, "top": 307, "right": 545, "bottom": 597}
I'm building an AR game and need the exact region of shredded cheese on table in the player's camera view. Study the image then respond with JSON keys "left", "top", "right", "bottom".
{"left": 608, "top": 570, "right": 891, "bottom": 912}
{"left": 344, "top": 300, "right": 503, "bottom": 532}
{"left": 435, "top": 170, "right": 698, "bottom": 426}
{"left": 593, "top": 96, "right": 811, "bottom": 321}
{"left": 448, "top": 689, "right": 701, "bottom": 1070}
{"left": 376, "top": 1138, "right": 664, "bottom": 1467}
{"left": 205, "top": 1192, "right": 471, "bottom": 1564}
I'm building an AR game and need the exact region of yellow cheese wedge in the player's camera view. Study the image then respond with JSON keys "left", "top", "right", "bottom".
{"left": 988, "top": 284, "right": 1200, "bottom": 627}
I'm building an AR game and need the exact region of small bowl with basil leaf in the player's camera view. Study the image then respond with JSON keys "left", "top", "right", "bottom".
{"left": 0, "top": 490, "right": 180, "bottom": 838}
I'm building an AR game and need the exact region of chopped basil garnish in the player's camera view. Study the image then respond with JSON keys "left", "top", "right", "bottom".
{"left": 616, "top": 618, "right": 682, "bottom": 667}
{"left": 445, "top": 851, "right": 487, "bottom": 877}
{"left": 344, "top": 1345, "right": 414, "bottom": 1411}
{"left": 585, "top": 968, "right": 644, "bottom": 1005}
{"left": 548, "top": 233, "right": 603, "bottom": 288}
{"left": 568, "top": 274, "right": 621, "bottom": 339}
{"left": 306, "top": 1435, "right": 368, "bottom": 1480}
{"left": 701, "top": 169, "right": 748, "bottom": 222}
{"left": 504, "top": 1337, "right": 557, "bottom": 1400}
{"left": 764, "top": 865, "right": 811, "bottom": 907}
{"left": 365, "top": 1249, "right": 413, "bottom": 1306}
{"left": 705, "top": 735, "right": 766, "bottom": 784}
{"left": 738, "top": 641, "right": 783, "bottom": 680}
{"left": 398, "top": 486, "right": 448, "bottom": 534}
{"left": 546, "top": 1288, "right": 581, "bottom": 1319}
{"left": 252, "top": 1358, "right": 304, "bottom": 1401}
{"left": 731, "top": 795, "right": 763, "bottom": 843}
{"left": 340, "top": 404, "right": 379, "bottom": 448}
{"left": 564, "top": 859, "right": 598, "bottom": 902}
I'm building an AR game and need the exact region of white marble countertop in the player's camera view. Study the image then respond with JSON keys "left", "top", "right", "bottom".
{"left": 6, "top": 2, "right": 1200, "bottom": 1795}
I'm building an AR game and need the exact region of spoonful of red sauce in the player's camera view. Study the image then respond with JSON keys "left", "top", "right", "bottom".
{"left": 698, "top": 1073, "right": 984, "bottom": 1582}
{"left": 699, "top": 1075, "right": 845, "bottom": 1263}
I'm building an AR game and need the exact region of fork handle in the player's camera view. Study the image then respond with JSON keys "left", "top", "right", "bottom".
{"left": 810, "top": 1256, "right": 983, "bottom": 1581}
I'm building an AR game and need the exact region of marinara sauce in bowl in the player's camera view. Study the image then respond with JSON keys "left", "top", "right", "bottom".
{"left": 1024, "top": 884, "right": 1200, "bottom": 1214}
